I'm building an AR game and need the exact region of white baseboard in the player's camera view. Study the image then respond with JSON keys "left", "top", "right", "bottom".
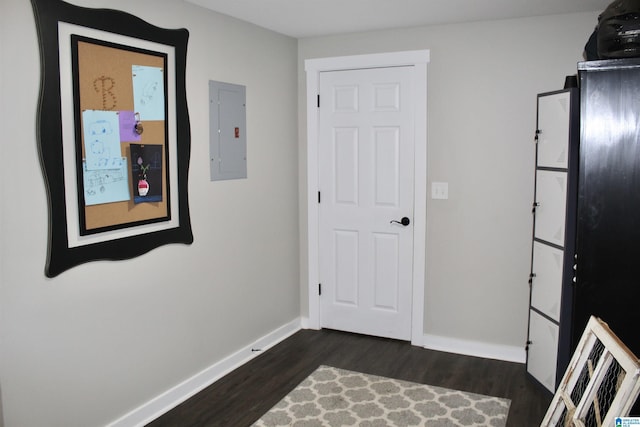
{"left": 300, "top": 316, "right": 320, "bottom": 330}
{"left": 107, "top": 318, "right": 302, "bottom": 427}
{"left": 300, "top": 316, "right": 310, "bottom": 329}
{"left": 422, "top": 333, "right": 526, "bottom": 364}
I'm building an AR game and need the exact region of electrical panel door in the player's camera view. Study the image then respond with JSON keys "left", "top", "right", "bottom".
{"left": 209, "top": 80, "right": 247, "bottom": 181}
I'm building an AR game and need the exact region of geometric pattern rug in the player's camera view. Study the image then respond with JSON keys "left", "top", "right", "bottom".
{"left": 252, "top": 365, "right": 510, "bottom": 427}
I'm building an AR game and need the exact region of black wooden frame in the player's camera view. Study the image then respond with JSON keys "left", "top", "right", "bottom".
{"left": 31, "top": 0, "right": 193, "bottom": 277}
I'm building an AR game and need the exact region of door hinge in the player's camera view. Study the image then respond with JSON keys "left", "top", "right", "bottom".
{"left": 535, "top": 129, "right": 540, "bottom": 143}
{"left": 319, "top": 283, "right": 322, "bottom": 295}
{"left": 318, "top": 191, "right": 321, "bottom": 203}
{"left": 317, "top": 94, "right": 320, "bottom": 108}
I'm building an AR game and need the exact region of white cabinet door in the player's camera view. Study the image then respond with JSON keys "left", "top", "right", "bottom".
{"left": 534, "top": 170, "right": 567, "bottom": 247}
{"left": 528, "top": 310, "right": 560, "bottom": 392}
{"left": 531, "top": 241, "right": 563, "bottom": 322}
{"left": 537, "top": 92, "right": 571, "bottom": 169}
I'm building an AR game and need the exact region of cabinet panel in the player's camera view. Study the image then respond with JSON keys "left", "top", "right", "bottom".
{"left": 576, "top": 59, "right": 640, "bottom": 358}
{"left": 528, "top": 310, "right": 559, "bottom": 393}
{"left": 531, "top": 241, "right": 563, "bottom": 322}
{"left": 537, "top": 92, "right": 570, "bottom": 169}
{"left": 534, "top": 170, "right": 568, "bottom": 247}
{"left": 527, "top": 88, "right": 579, "bottom": 393}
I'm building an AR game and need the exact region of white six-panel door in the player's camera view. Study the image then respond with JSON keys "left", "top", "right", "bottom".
{"left": 318, "top": 66, "right": 414, "bottom": 340}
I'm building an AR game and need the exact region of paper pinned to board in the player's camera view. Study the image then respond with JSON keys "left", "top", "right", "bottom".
{"left": 132, "top": 65, "right": 165, "bottom": 121}
{"left": 82, "top": 158, "right": 130, "bottom": 206}
{"left": 82, "top": 110, "right": 123, "bottom": 170}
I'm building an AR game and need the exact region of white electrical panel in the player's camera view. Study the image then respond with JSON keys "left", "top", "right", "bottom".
{"left": 209, "top": 80, "right": 247, "bottom": 180}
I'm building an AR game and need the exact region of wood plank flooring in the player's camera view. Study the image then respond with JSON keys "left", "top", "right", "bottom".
{"left": 147, "top": 329, "right": 552, "bottom": 427}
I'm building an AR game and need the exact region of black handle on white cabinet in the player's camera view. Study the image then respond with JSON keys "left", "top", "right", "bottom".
{"left": 390, "top": 217, "right": 411, "bottom": 226}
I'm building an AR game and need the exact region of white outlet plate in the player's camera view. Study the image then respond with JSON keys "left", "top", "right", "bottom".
{"left": 431, "top": 182, "right": 448, "bottom": 199}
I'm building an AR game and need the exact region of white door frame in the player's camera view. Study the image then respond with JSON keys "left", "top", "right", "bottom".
{"left": 305, "top": 50, "right": 429, "bottom": 346}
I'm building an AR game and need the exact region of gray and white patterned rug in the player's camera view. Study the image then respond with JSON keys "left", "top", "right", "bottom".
{"left": 252, "top": 365, "right": 510, "bottom": 427}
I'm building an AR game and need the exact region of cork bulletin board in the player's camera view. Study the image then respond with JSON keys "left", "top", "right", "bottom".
{"left": 72, "top": 36, "right": 170, "bottom": 234}
{"left": 31, "top": 0, "right": 193, "bottom": 277}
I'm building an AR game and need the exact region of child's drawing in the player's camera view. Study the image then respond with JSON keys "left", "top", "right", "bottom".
{"left": 130, "top": 144, "right": 163, "bottom": 204}
{"left": 132, "top": 65, "right": 165, "bottom": 121}
{"left": 82, "top": 158, "right": 130, "bottom": 206}
{"left": 82, "top": 110, "right": 122, "bottom": 170}
{"left": 88, "top": 120, "right": 113, "bottom": 155}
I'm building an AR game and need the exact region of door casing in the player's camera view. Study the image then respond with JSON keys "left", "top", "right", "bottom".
{"left": 304, "top": 50, "right": 430, "bottom": 346}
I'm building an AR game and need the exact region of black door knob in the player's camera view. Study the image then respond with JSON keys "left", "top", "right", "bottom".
{"left": 390, "top": 217, "right": 411, "bottom": 226}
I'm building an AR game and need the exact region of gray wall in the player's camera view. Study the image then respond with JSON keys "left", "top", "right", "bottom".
{"left": 0, "top": 384, "right": 4, "bottom": 427}
{"left": 298, "top": 13, "right": 598, "bottom": 349}
{"left": 0, "top": 0, "right": 299, "bottom": 426}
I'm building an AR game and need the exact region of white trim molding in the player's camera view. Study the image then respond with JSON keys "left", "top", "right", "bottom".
{"left": 304, "top": 50, "right": 430, "bottom": 346}
{"left": 423, "top": 333, "right": 526, "bottom": 364}
{"left": 107, "top": 319, "right": 302, "bottom": 427}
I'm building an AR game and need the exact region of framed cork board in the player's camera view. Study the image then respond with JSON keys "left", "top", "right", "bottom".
{"left": 31, "top": 0, "right": 193, "bottom": 277}
{"left": 72, "top": 36, "right": 170, "bottom": 234}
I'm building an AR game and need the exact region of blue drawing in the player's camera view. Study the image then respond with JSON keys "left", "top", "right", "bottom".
{"left": 132, "top": 65, "right": 165, "bottom": 121}
{"left": 82, "top": 110, "right": 122, "bottom": 170}
{"left": 82, "top": 158, "right": 130, "bottom": 206}
{"left": 89, "top": 120, "right": 113, "bottom": 154}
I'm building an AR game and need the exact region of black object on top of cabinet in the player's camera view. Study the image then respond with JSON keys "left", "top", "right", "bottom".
{"left": 575, "top": 58, "right": 640, "bottom": 359}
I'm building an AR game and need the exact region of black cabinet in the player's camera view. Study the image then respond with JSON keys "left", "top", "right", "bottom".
{"left": 528, "top": 60, "right": 640, "bottom": 401}
{"left": 574, "top": 59, "right": 640, "bottom": 358}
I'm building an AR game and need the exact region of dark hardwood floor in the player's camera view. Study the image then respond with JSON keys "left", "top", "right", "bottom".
{"left": 147, "top": 329, "right": 552, "bottom": 426}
